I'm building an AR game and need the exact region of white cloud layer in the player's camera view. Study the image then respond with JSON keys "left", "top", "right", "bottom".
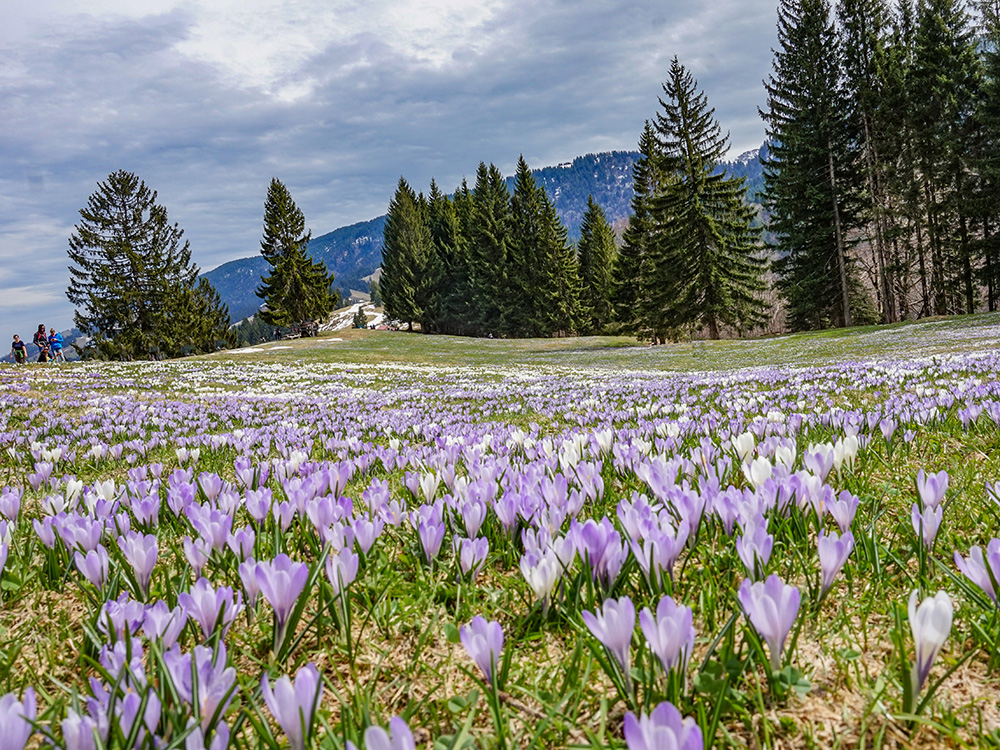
{"left": 0, "top": 0, "right": 776, "bottom": 339}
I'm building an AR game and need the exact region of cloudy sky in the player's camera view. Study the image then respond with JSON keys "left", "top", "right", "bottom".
{"left": 1, "top": 0, "right": 777, "bottom": 340}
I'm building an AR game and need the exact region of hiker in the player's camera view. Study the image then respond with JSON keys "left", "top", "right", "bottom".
{"left": 48, "top": 328, "right": 65, "bottom": 363}
{"left": 32, "top": 324, "right": 49, "bottom": 362}
{"left": 10, "top": 335, "right": 27, "bottom": 364}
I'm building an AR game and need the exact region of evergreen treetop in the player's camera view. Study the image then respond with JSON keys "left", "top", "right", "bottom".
{"left": 256, "top": 178, "right": 336, "bottom": 328}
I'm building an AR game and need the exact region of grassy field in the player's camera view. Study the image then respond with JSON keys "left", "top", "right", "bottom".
{"left": 220, "top": 312, "right": 1000, "bottom": 371}
{"left": 1, "top": 315, "right": 1000, "bottom": 750}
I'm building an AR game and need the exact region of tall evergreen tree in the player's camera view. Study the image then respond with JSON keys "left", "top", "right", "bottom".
{"left": 975, "top": 0, "right": 1000, "bottom": 309}
{"left": 162, "top": 278, "right": 236, "bottom": 353}
{"left": 644, "top": 57, "right": 767, "bottom": 340}
{"left": 880, "top": 0, "right": 926, "bottom": 317}
{"left": 538, "top": 185, "right": 582, "bottom": 336}
{"left": 380, "top": 178, "right": 432, "bottom": 330}
{"left": 577, "top": 196, "right": 618, "bottom": 334}
{"left": 614, "top": 122, "right": 664, "bottom": 333}
{"left": 763, "top": 0, "right": 862, "bottom": 330}
{"left": 505, "top": 156, "right": 547, "bottom": 336}
{"left": 467, "top": 163, "right": 510, "bottom": 336}
{"left": 256, "top": 178, "right": 336, "bottom": 329}
{"left": 423, "top": 180, "right": 468, "bottom": 334}
{"left": 910, "top": 0, "right": 981, "bottom": 314}
{"left": 450, "top": 179, "right": 476, "bottom": 333}
{"left": 839, "top": 0, "right": 899, "bottom": 321}
{"left": 67, "top": 170, "right": 229, "bottom": 359}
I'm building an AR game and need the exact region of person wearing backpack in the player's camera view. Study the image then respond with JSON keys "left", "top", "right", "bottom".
{"left": 32, "top": 324, "right": 49, "bottom": 363}
{"left": 48, "top": 328, "right": 65, "bottom": 363}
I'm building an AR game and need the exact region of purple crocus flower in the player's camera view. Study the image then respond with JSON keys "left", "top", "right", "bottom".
{"left": 346, "top": 716, "right": 416, "bottom": 750}
{"left": 418, "top": 520, "right": 445, "bottom": 563}
{"left": 623, "top": 701, "right": 702, "bottom": 750}
{"left": 256, "top": 554, "right": 309, "bottom": 645}
{"left": 131, "top": 494, "right": 160, "bottom": 527}
{"left": 189, "top": 507, "right": 232, "bottom": 552}
{"left": 460, "top": 615, "right": 504, "bottom": 684}
{"left": 61, "top": 710, "right": 96, "bottom": 750}
{"left": 261, "top": 662, "right": 323, "bottom": 750}
{"left": 118, "top": 531, "right": 158, "bottom": 599}
{"left": 817, "top": 530, "right": 854, "bottom": 597}
{"left": 113, "top": 689, "right": 161, "bottom": 749}
{"left": 910, "top": 503, "right": 943, "bottom": 551}
{"left": 33, "top": 517, "right": 57, "bottom": 548}
{"left": 75, "top": 545, "right": 110, "bottom": 590}
{"left": 0, "top": 489, "right": 21, "bottom": 523}
{"left": 737, "top": 574, "right": 800, "bottom": 671}
{"left": 573, "top": 517, "right": 627, "bottom": 587}
{"left": 582, "top": 596, "right": 635, "bottom": 679}
{"left": 238, "top": 559, "right": 262, "bottom": 608}
{"left": 226, "top": 526, "right": 255, "bottom": 561}
{"left": 198, "top": 473, "right": 224, "bottom": 502}
{"left": 325, "top": 547, "right": 359, "bottom": 598}
{"left": 827, "top": 491, "right": 859, "bottom": 534}
{"left": 142, "top": 600, "right": 186, "bottom": 648}
{"left": 954, "top": 540, "right": 1000, "bottom": 603}
{"left": 98, "top": 594, "right": 145, "bottom": 638}
{"left": 163, "top": 643, "right": 236, "bottom": 731}
{"left": 178, "top": 577, "right": 244, "bottom": 640}
{"left": 245, "top": 488, "right": 273, "bottom": 525}
{"left": 183, "top": 536, "right": 212, "bottom": 578}
{"left": 185, "top": 719, "right": 229, "bottom": 750}
{"left": 908, "top": 589, "right": 953, "bottom": 696}
{"left": 802, "top": 443, "right": 834, "bottom": 482}
{"left": 0, "top": 688, "right": 36, "bottom": 750}
{"left": 735, "top": 515, "right": 773, "bottom": 579}
{"left": 916, "top": 469, "right": 949, "bottom": 509}
{"left": 459, "top": 498, "right": 487, "bottom": 538}
{"left": 272, "top": 501, "right": 296, "bottom": 532}
{"left": 638, "top": 596, "right": 695, "bottom": 676}
{"left": 630, "top": 521, "right": 689, "bottom": 590}
{"left": 456, "top": 537, "right": 489, "bottom": 581}
{"left": 351, "top": 514, "right": 384, "bottom": 555}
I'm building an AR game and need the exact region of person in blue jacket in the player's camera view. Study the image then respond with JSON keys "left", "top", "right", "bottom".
{"left": 48, "top": 327, "right": 65, "bottom": 363}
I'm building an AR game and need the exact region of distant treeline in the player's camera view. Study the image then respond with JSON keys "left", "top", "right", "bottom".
{"left": 379, "top": 158, "right": 618, "bottom": 338}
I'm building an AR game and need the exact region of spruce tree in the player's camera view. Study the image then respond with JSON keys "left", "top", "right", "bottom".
{"left": 538, "top": 184, "right": 582, "bottom": 336}
{"left": 880, "top": 1, "right": 925, "bottom": 317}
{"left": 450, "top": 179, "right": 476, "bottom": 333}
{"left": 380, "top": 178, "right": 432, "bottom": 330}
{"left": 505, "top": 156, "right": 546, "bottom": 336}
{"left": 467, "top": 163, "right": 509, "bottom": 336}
{"left": 256, "top": 178, "right": 336, "bottom": 329}
{"left": 976, "top": 0, "right": 1000, "bottom": 309}
{"left": 762, "top": 0, "right": 862, "bottom": 330}
{"left": 423, "top": 180, "right": 468, "bottom": 334}
{"left": 839, "top": 0, "right": 898, "bottom": 321}
{"left": 67, "top": 170, "right": 228, "bottom": 359}
{"left": 614, "top": 122, "right": 664, "bottom": 333}
{"left": 644, "top": 57, "right": 767, "bottom": 340}
{"left": 577, "top": 196, "right": 618, "bottom": 334}
{"left": 162, "top": 278, "right": 235, "bottom": 353}
{"left": 910, "top": 0, "right": 981, "bottom": 314}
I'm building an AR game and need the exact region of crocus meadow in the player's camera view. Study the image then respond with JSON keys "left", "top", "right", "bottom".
{"left": 0, "top": 329, "right": 999, "bottom": 748}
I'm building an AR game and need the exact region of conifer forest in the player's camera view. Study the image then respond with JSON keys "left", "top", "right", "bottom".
{"left": 381, "top": 0, "right": 1000, "bottom": 340}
